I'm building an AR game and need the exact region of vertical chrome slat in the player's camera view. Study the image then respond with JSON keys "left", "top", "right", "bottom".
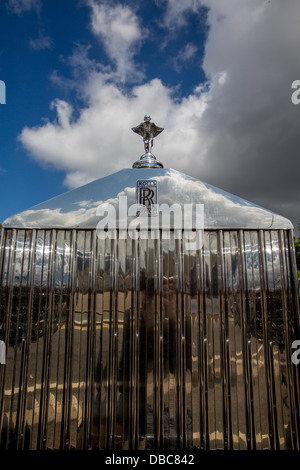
{"left": 125, "top": 235, "right": 134, "bottom": 449}
{"left": 91, "top": 234, "right": 100, "bottom": 449}
{"left": 222, "top": 230, "right": 234, "bottom": 448}
{"left": 130, "top": 236, "right": 137, "bottom": 449}
{"left": 233, "top": 231, "right": 247, "bottom": 449}
{"left": 251, "top": 230, "right": 270, "bottom": 449}
{"left": 48, "top": 229, "right": 60, "bottom": 449}
{"left": 269, "top": 230, "right": 288, "bottom": 448}
{"left": 59, "top": 230, "right": 71, "bottom": 448}
{"left": 136, "top": 236, "right": 148, "bottom": 449}
{"left": 133, "top": 236, "right": 140, "bottom": 449}
{"left": 72, "top": 230, "right": 89, "bottom": 449}
{"left": 97, "top": 235, "right": 109, "bottom": 449}
{"left": 62, "top": 229, "right": 76, "bottom": 449}
{"left": 218, "top": 230, "right": 228, "bottom": 449}
{"left": 35, "top": 230, "right": 51, "bottom": 450}
{"left": 265, "top": 230, "right": 290, "bottom": 448}
{"left": 0, "top": 228, "right": 6, "bottom": 392}
{"left": 244, "top": 230, "right": 262, "bottom": 449}
{"left": 9, "top": 230, "right": 27, "bottom": 449}
{"left": 83, "top": 231, "right": 92, "bottom": 449}
{"left": 278, "top": 230, "right": 296, "bottom": 448}
{"left": 175, "top": 234, "right": 183, "bottom": 450}
{"left": 86, "top": 230, "right": 96, "bottom": 450}
{"left": 224, "top": 231, "right": 247, "bottom": 449}
{"left": 0, "top": 230, "right": 14, "bottom": 448}
{"left": 4, "top": 229, "right": 21, "bottom": 449}
{"left": 171, "top": 232, "right": 180, "bottom": 450}
{"left": 67, "top": 229, "right": 80, "bottom": 449}
{"left": 243, "top": 231, "right": 256, "bottom": 447}
{"left": 58, "top": 230, "right": 72, "bottom": 449}
{"left": 215, "top": 231, "right": 225, "bottom": 449}
{"left": 169, "top": 232, "right": 179, "bottom": 449}
{"left": 193, "top": 235, "right": 202, "bottom": 449}
{"left": 108, "top": 236, "right": 117, "bottom": 449}
{"left": 232, "top": 230, "right": 248, "bottom": 450}
{"left": 285, "top": 231, "right": 300, "bottom": 448}
{"left": 184, "top": 232, "right": 201, "bottom": 449}
{"left": 239, "top": 230, "right": 254, "bottom": 449}
{"left": 94, "top": 235, "right": 102, "bottom": 448}
{"left": 103, "top": 235, "right": 114, "bottom": 448}
{"left": 203, "top": 231, "right": 213, "bottom": 449}
{"left": 114, "top": 234, "right": 122, "bottom": 450}
{"left": 198, "top": 232, "right": 207, "bottom": 449}
{"left": 27, "top": 230, "right": 44, "bottom": 449}
{"left": 162, "top": 235, "right": 170, "bottom": 449}
{"left": 59, "top": 230, "right": 71, "bottom": 449}
{"left": 79, "top": 231, "right": 89, "bottom": 449}
{"left": 52, "top": 230, "right": 66, "bottom": 449}
{"left": 157, "top": 233, "right": 164, "bottom": 448}
{"left": 115, "top": 235, "right": 129, "bottom": 450}
{"left": 287, "top": 230, "right": 300, "bottom": 448}
{"left": 182, "top": 233, "right": 191, "bottom": 449}
{"left": 83, "top": 231, "right": 91, "bottom": 448}
{"left": 0, "top": 229, "right": 17, "bottom": 449}
{"left": 205, "top": 231, "right": 224, "bottom": 449}
{"left": 143, "top": 232, "right": 153, "bottom": 448}
{"left": 43, "top": 229, "right": 57, "bottom": 449}
{"left": 153, "top": 230, "right": 160, "bottom": 450}
{"left": 18, "top": 229, "right": 36, "bottom": 449}
{"left": 74, "top": 230, "right": 84, "bottom": 449}
{"left": 259, "top": 230, "right": 276, "bottom": 448}
{"left": 146, "top": 234, "right": 157, "bottom": 448}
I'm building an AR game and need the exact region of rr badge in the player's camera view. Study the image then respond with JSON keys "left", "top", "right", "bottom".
{"left": 136, "top": 180, "right": 158, "bottom": 216}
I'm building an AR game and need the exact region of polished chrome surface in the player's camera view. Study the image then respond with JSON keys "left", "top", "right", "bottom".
{"left": 0, "top": 227, "right": 299, "bottom": 450}
{"left": 2, "top": 168, "right": 294, "bottom": 230}
{"left": 132, "top": 152, "right": 164, "bottom": 169}
{"left": 132, "top": 115, "right": 164, "bottom": 168}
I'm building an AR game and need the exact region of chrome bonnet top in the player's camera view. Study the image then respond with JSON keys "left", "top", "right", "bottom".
{"left": 2, "top": 167, "right": 293, "bottom": 230}
{"left": 2, "top": 114, "right": 294, "bottom": 230}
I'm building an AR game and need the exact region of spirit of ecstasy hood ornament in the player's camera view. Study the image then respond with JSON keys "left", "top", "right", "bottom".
{"left": 132, "top": 115, "right": 164, "bottom": 168}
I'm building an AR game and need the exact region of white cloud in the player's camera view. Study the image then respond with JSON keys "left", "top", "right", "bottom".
{"left": 19, "top": 0, "right": 300, "bottom": 233}
{"left": 8, "top": 0, "right": 40, "bottom": 14}
{"left": 29, "top": 35, "right": 53, "bottom": 51}
{"left": 173, "top": 43, "right": 198, "bottom": 71}
{"left": 180, "top": 43, "right": 198, "bottom": 61}
{"left": 155, "top": 0, "right": 203, "bottom": 30}
{"left": 86, "top": 0, "right": 145, "bottom": 82}
{"left": 20, "top": 76, "right": 208, "bottom": 189}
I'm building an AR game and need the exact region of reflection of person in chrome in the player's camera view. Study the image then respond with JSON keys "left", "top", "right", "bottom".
{"left": 132, "top": 115, "right": 164, "bottom": 154}
{"left": 138, "top": 269, "right": 180, "bottom": 444}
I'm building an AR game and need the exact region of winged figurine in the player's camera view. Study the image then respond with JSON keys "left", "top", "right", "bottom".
{"left": 132, "top": 115, "right": 164, "bottom": 154}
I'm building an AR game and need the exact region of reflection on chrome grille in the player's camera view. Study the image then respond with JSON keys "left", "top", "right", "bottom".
{"left": 0, "top": 228, "right": 299, "bottom": 450}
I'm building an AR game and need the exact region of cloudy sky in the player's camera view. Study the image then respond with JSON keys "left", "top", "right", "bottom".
{"left": 0, "top": 0, "right": 299, "bottom": 234}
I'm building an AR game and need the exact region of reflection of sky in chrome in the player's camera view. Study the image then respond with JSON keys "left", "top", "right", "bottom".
{"left": 5, "top": 229, "right": 285, "bottom": 294}
{"left": 3, "top": 168, "right": 293, "bottom": 229}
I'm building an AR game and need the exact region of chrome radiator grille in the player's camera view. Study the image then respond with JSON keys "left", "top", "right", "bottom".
{"left": 0, "top": 228, "right": 299, "bottom": 450}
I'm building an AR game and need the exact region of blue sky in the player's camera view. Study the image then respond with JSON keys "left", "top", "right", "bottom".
{"left": 0, "top": 0, "right": 300, "bottom": 234}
